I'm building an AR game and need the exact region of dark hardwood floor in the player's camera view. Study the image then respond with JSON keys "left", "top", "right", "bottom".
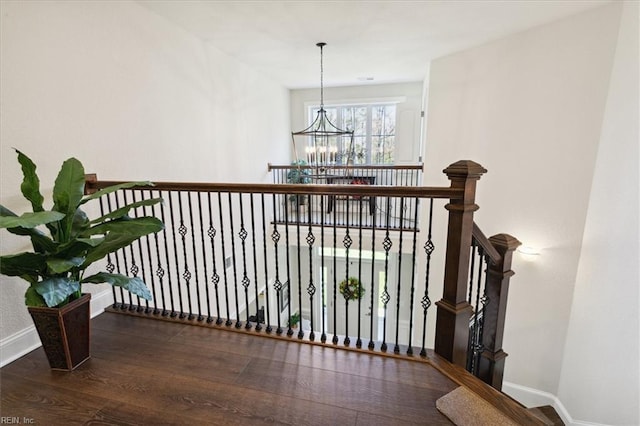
{"left": 1, "top": 312, "right": 459, "bottom": 425}
{"left": 2, "top": 312, "right": 547, "bottom": 425}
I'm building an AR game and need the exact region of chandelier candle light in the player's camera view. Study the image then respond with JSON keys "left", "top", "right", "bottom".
{"left": 292, "top": 42, "right": 355, "bottom": 174}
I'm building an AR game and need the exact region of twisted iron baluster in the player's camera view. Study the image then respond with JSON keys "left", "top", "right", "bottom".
{"left": 176, "top": 192, "right": 192, "bottom": 319}
{"left": 380, "top": 197, "right": 393, "bottom": 352}
{"left": 227, "top": 193, "right": 242, "bottom": 329}
{"left": 188, "top": 192, "right": 203, "bottom": 322}
{"left": 394, "top": 196, "right": 405, "bottom": 354}
{"left": 150, "top": 189, "right": 166, "bottom": 316}
{"left": 207, "top": 193, "right": 222, "bottom": 325}
{"left": 196, "top": 192, "right": 211, "bottom": 322}
{"left": 271, "top": 194, "right": 283, "bottom": 335}
{"left": 159, "top": 191, "right": 176, "bottom": 317}
{"left": 238, "top": 194, "right": 252, "bottom": 329}
{"left": 167, "top": 193, "right": 182, "bottom": 318}
{"left": 217, "top": 193, "right": 232, "bottom": 327}
{"left": 406, "top": 197, "right": 420, "bottom": 356}
{"left": 306, "top": 202, "right": 316, "bottom": 341}
{"left": 343, "top": 198, "right": 352, "bottom": 346}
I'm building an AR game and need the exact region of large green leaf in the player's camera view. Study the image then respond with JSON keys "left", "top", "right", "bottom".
{"left": 15, "top": 149, "right": 44, "bottom": 212}
{"left": 80, "top": 181, "right": 154, "bottom": 205}
{"left": 0, "top": 205, "right": 56, "bottom": 253}
{"left": 82, "top": 272, "right": 152, "bottom": 301}
{"left": 52, "top": 157, "right": 85, "bottom": 242}
{"left": 0, "top": 210, "right": 65, "bottom": 229}
{"left": 54, "top": 237, "right": 103, "bottom": 259}
{"left": 82, "top": 216, "right": 164, "bottom": 237}
{"left": 81, "top": 233, "right": 140, "bottom": 267}
{"left": 89, "top": 198, "right": 162, "bottom": 224}
{"left": 70, "top": 208, "right": 90, "bottom": 237}
{"left": 24, "top": 287, "right": 47, "bottom": 307}
{"left": 0, "top": 252, "right": 45, "bottom": 277}
{"left": 46, "top": 257, "right": 85, "bottom": 274}
{"left": 34, "top": 277, "right": 80, "bottom": 307}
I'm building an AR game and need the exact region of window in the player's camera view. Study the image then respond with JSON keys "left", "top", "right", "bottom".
{"left": 309, "top": 103, "right": 396, "bottom": 164}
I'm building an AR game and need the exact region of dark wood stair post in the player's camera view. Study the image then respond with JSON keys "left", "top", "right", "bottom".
{"left": 435, "top": 160, "right": 487, "bottom": 367}
{"left": 477, "top": 234, "right": 521, "bottom": 390}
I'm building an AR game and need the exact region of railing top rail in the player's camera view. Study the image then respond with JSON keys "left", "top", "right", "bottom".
{"left": 85, "top": 176, "right": 462, "bottom": 200}
{"left": 472, "top": 222, "right": 502, "bottom": 264}
{"left": 267, "top": 163, "right": 424, "bottom": 171}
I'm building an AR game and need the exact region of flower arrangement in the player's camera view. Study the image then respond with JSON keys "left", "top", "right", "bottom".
{"left": 339, "top": 276, "right": 365, "bottom": 301}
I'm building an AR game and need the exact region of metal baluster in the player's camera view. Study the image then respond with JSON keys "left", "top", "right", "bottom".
{"left": 356, "top": 196, "right": 364, "bottom": 349}
{"left": 250, "top": 194, "right": 262, "bottom": 331}
{"left": 131, "top": 190, "right": 151, "bottom": 314}
{"left": 284, "top": 193, "right": 293, "bottom": 337}
{"left": 420, "top": 199, "right": 435, "bottom": 357}
{"left": 189, "top": 192, "right": 211, "bottom": 321}
{"left": 176, "top": 192, "right": 192, "bottom": 319}
{"left": 380, "top": 197, "right": 392, "bottom": 352}
{"left": 238, "top": 194, "right": 252, "bottom": 329}
{"left": 406, "top": 197, "right": 420, "bottom": 355}
{"left": 207, "top": 193, "right": 222, "bottom": 324}
{"left": 196, "top": 193, "right": 212, "bottom": 322}
{"left": 320, "top": 194, "right": 327, "bottom": 343}
{"left": 227, "top": 193, "right": 242, "bottom": 329}
{"left": 159, "top": 191, "right": 176, "bottom": 317}
{"left": 471, "top": 246, "right": 485, "bottom": 374}
{"left": 98, "top": 196, "right": 119, "bottom": 309}
{"left": 262, "top": 194, "right": 272, "bottom": 333}
{"left": 150, "top": 189, "right": 167, "bottom": 316}
{"left": 120, "top": 191, "right": 138, "bottom": 311}
{"left": 368, "top": 195, "right": 377, "bottom": 351}
{"left": 167, "top": 192, "right": 183, "bottom": 318}
{"left": 394, "top": 197, "right": 405, "bottom": 354}
{"left": 271, "top": 194, "right": 283, "bottom": 335}
{"left": 187, "top": 192, "right": 203, "bottom": 321}
{"left": 306, "top": 198, "right": 316, "bottom": 341}
{"left": 141, "top": 189, "right": 159, "bottom": 315}
{"left": 476, "top": 253, "right": 490, "bottom": 373}
{"left": 332, "top": 196, "right": 338, "bottom": 345}
{"left": 343, "top": 197, "right": 352, "bottom": 346}
{"left": 217, "top": 193, "right": 232, "bottom": 326}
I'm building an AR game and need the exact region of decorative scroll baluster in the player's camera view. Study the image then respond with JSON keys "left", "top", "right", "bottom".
{"left": 394, "top": 196, "right": 405, "bottom": 354}
{"left": 368, "top": 197, "right": 377, "bottom": 351}
{"left": 343, "top": 198, "right": 352, "bottom": 346}
{"left": 167, "top": 193, "right": 182, "bottom": 318}
{"left": 250, "top": 194, "right": 262, "bottom": 331}
{"left": 271, "top": 194, "right": 283, "bottom": 335}
{"left": 176, "top": 192, "right": 192, "bottom": 319}
{"left": 217, "top": 193, "right": 232, "bottom": 327}
{"left": 238, "top": 194, "right": 252, "bottom": 329}
{"left": 356, "top": 197, "right": 364, "bottom": 349}
{"left": 420, "top": 199, "right": 435, "bottom": 357}
{"left": 99, "top": 196, "right": 119, "bottom": 309}
{"left": 306, "top": 203, "right": 316, "bottom": 341}
{"left": 196, "top": 193, "right": 212, "bottom": 322}
{"left": 186, "top": 192, "right": 201, "bottom": 321}
{"left": 227, "top": 193, "right": 241, "bottom": 329}
{"left": 380, "top": 197, "right": 393, "bottom": 352}
{"left": 159, "top": 191, "right": 176, "bottom": 317}
{"left": 320, "top": 195, "right": 327, "bottom": 343}
{"left": 284, "top": 193, "right": 293, "bottom": 337}
{"left": 150, "top": 190, "right": 167, "bottom": 316}
{"left": 406, "top": 197, "right": 420, "bottom": 356}
{"left": 207, "top": 193, "right": 222, "bottom": 325}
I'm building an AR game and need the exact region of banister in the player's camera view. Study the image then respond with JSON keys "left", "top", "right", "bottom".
{"left": 472, "top": 222, "right": 501, "bottom": 264}
{"left": 267, "top": 163, "right": 424, "bottom": 171}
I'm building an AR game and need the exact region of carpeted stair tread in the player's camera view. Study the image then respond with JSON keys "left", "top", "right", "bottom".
{"left": 436, "top": 386, "right": 519, "bottom": 425}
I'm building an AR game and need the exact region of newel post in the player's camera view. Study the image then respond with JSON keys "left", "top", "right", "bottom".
{"left": 434, "top": 160, "right": 487, "bottom": 366}
{"left": 477, "top": 234, "right": 521, "bottom": 390}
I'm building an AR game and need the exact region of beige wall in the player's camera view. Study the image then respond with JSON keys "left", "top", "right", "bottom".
{"left": 424, "top": 3, "right": 637, "bottom": 424}
{"left": 0, "top": 1, "right": 290, "bottom": 341}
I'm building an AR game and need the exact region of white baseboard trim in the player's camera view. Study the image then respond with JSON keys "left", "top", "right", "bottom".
{"left": 503, "top": 381, "right": 611, "bottom": 426}
{"left": 0, "top": 290, "right": 114, "bottom": 368}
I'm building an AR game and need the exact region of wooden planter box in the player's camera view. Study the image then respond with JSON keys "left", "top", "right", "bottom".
{"left": 28, "top": 293, "right": 91, "bottom": 371}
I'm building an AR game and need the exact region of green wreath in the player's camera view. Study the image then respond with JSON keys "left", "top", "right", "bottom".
{"left": 339, "top": 277, "right": 365, "bottom": 301}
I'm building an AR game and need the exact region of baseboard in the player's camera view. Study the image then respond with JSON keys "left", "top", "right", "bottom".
{"left": 0, "top": 289, "right": 114, "bottom": 368}
{"left": 503, "top": 381, "right": 611, "bottom": 426}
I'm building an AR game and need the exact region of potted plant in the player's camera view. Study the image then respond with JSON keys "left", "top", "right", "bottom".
{"left": 286, "top": 160, "right": 311, "bottom": 206}
{"left": 288, "top": 311, "right": 301, "bottom": 329}
{"left": 0, "top": 149, "right": 163, "bottom": 370}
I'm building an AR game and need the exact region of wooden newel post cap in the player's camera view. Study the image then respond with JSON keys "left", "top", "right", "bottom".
{"left": 443, "top": 160, "right": 488, "bottom": 180}
{"left": 488, "top": 234, "right": 522, "bottom": 252}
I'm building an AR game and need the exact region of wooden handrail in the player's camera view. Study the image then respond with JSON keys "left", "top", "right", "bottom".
{"left": 85, "top": 178, "right": 461, "bottom": 199}
{"left": 267, "top": 163, "right": 424, "bottom": 171}
{"left": 472, "top": 222, "right": 501, "bottom": 264}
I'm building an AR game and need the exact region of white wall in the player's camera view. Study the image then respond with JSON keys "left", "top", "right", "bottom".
{"left": 0, "top": 1, "right": 289, "bottom": 348}
{"left": 290, "top": 82, "right": 424, "bottom": 164}
{"left": 424, "top": 3, "right": 635, "bottom": 424}
{"left": 557, "top": 2, "right": 639, "bottom": 425}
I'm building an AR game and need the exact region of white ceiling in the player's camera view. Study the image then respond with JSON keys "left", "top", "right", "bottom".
{"left": 138, "top": 0, "right": 610, "bottom": 89}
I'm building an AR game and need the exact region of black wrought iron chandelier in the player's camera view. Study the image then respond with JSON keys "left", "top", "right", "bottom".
{"left": 291, "top": 42, "right": 355, "bottom": 172}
